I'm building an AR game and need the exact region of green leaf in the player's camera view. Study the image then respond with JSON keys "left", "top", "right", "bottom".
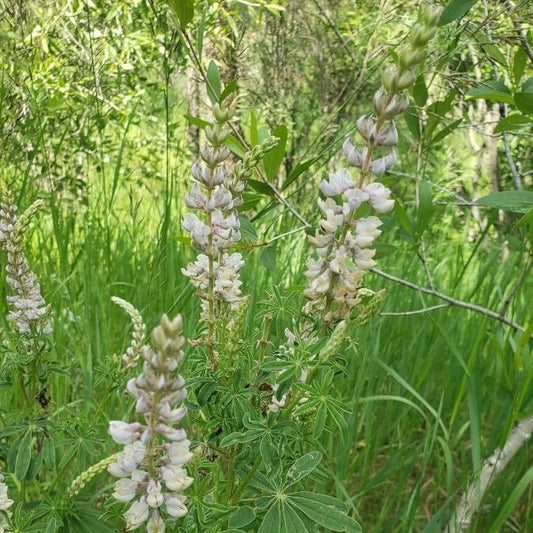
{"left": 239, "top": 216, "right": 258, "bottom": 242}
{"left": 220, "top": 431, "right": 261, "bottom": 447}
{"left": 260, "top": 245, "right": 277, "bottom": 271}
{"left": 487, "top": 466, "right": 533, "bottom": 533}
{"left": 284, "top": 503, "right": 310, "bottom": 533}
{"left": 168, "top": 0, "right": 194, "bottom": 28}
{"left": 250, "top": 111, "right": 258, "bottom": 146}
{"left": 206, "top": 60, "right": 222, "bottom": 104}
{"left": 412, "top": 75, "right": 428, "bottom": 107}
{"left": 514, "top": 92, "right": 533, "bottom": 114}
{"left": 404, "top": 105, "right": 421, "bottom": 140}
{"left": 494, "top": 113, "right": 532, "bottom": 133}
{"left": 477, "top": 191, "right": 533, "bottom": 213}
{"left": 312, "top": 403, "right": 327, "bottom": 440}
{"left": 466, "top": 80, "right": 514, "bottom": 105}
{"left": 514, "top": 207, "right": 533, "bottom": 230}
{"left": 224, "top": 134, "right": 246, "bottom": 158}
{"left": 417, "top": 180, "right": 433, "bottom": 236}
{"left": 513, "top": 47, "right": 527, "bottom": 85}
{"left": 283, "top": 158, "right": 318, "bottom": 190}
{"left": 263, "top": 125, "right": 287, "bottom": 180}
{"left": 438, "top": 0, "right": 479, "bottom": 26}
{"left": 258, "top": 501, "right": 283, "bottom": 533}
{"left": 26, "top": 452, "right": 42, "bottom": 481}
{"left": 220, "top": 79, "right": 238, "bottom": 102}
{"left": 290, "top": 492, "right": 361, "bottom": 532}
{"left": 248, "top": 179, "right": 275, "bottom": 196}
{"left": 15, "top": 429, "right": 33, "bottom": 480}
{"left": 482, "top": 43, "right": 507, "bottom": 66}
{"left": 430, "top": 118, "right": 463, "bottom": 144}
{"left": 286, "top": 451, "right": 322, "bottom": 486}
{"left": 184, "top": 114, "right": 211, "bottom": 129}
{"left": 229, "top": 506, "right": 256, "bottom": 529}
{"left": 394, "top": 201, "right": 414, "bottom": 239}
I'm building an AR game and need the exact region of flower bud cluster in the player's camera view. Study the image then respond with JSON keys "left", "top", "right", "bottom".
{"left": 0, "top": 473, "right": 13, "bottom": 532}
{"left": 112, "top": 296, "right": 147, "bottom": 370}
{"left": 304, "top": 6, "right": 441, "bottom": 323}
{"left": 108, "top": 314, "right": 193, "bottom": 531}
{"left": 0, "top": 195, "right": 52, "bottom": 336}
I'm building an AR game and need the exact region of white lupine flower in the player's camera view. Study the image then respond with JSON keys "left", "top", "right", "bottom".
{"left": 363, "top": 183, "right": 395, "bottom": 213}
{"left": 343, "top": 138, "right": 364, "bottom": 168}
{"left": 319, "top": 168, "right": 354, "bottom": 197}
{"left": 353, "top": 247, "right": 377, "bottom": 270}
{"left": 182, "top": 213, "right": 210, "bottom": 247}
{"left": 369, "top": 150, "right": 397, "bottom": 176}
{"left": 354, "top": 217, "right": 383, "bottom": 247}
{"left": 124, "top": 497, "right": 150, "bottom": 530}
{"left": 147, "top": 512, "right": 166, "bottom": 533}
{"left": 112, "top": 478, "right": 140, "bottom": 502}
{"left": 109, "top": 421, "right": 143, "bottom": 445}
{"left": 108, "top": 315, "right": 193, "bottom": 530}
{"left": 163, "top": 494, "right": 188, "bottom": 518}
{"left": 344, "top": 188, "right": 369, "bottom": 210}
{"left": 146, "top": 480, "right": 164, "bottom": 508}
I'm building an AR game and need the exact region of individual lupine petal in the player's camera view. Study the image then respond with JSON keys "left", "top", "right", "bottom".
{"left": 157, "top": 424, "right": 188, "bottom": 442}
{"left": 373, "top": 88, "right": 409, "bottom": 118}
{"left": 343, "top": 138, "right": 364, "bottom": 167}
{"left": 353, "top": 217, "right": 383, "bottom": 247}
{"left": 185, "top": 183, "right": 207, "bottom": 210}
{"left": 165, "top": 440, "right": 194, "bottom": 465}
{"left": 108, "top": 441, "right": 147, "bottom": 477}
{"left": 161, "top": 465, "right": 194, "bottom": 492}
{"left": 158, "top": 403, "right": 187, "bottom": 423}
{"left": 182, "top": 213, "right": 210, "bottom": 247}
{"left": 108, "top": 421, "right": 144, "bottom": 445}
{"left": 147, "top": 511, "right": 166, "bottom": 533}
{"left": 375, "top": 121, "right": 398, "bottom": 147}
{"left": 363, "top": 183, "right": 395, "bottom": 213}
{"left": 319, "top": 168, "right": 354, "bottom": 197}
{"left": 356, "top": 114, "right": 376, "bottom": 142}
{"left": 164, "top": 493, "right": 188, "bottom": 518}
{"left": 200, "top": 144, "right": 230, "bottom": 166}
{"left": 317, "top": 197, "right": 343, "bottom": 216}
{"left": 369, "top": 150, "right": 397, "bottom": 176}
{"left": 344, "top": 188, "right": 369, "bottom": 210}
{"left": 353, "top": 247, "right": 377, "bottom": 270}
{"left": 207, "top": 186, "right": 233, "bottom": 210}
{"left": 320, "top": 210, "right": 345, "bottom": 234}
{"left": 146, "top": 480, "right": 164, "bottom": 508}
{"left": 124, "top": 497, "right": 150, "bottom": 530}
{"left": 113, "top": 478, "right": 140, "bottom": 502}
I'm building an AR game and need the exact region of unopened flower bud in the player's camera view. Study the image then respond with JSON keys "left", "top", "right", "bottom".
{"left": 410, "top": 24, "right": 434, "bottom": 46}
{"left": 396, "top": 69, "right": 416, "bottom": 90}
{"left": 212, "top": 104, "right": 233, "bottom": 124}
{"left": 423, "top": 6, "right": 443, "bottom": 27}
{"left": 381, "top": 66, "right": 399, "bottom": 92}
{"left": 398, "top": 46, "right": 426, "bottom": 69}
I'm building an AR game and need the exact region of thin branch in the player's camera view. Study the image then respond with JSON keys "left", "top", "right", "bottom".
{"left": 238, "top": 225, "right": 308, "bottom": 249}
{"left": 502, "top": 103, "right": 522, "bottom": 190}
{"left": 381, "top": 304, "right": 450, "bottom": 316}
{"left": 506, "top": 0, "right": 533, "bottom": 65}
{"left": 371, "top": 268, "right": 527, "bottom": 334}
{"left": 446, "top": 415, "right": 533, "bottom": 532}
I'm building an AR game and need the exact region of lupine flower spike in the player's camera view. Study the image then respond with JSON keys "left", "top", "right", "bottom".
{"left": 304, "top": 6, "right": 442, "bottom": 325}
{"left": 0, "top": 193, "right": 52, "bottom": 337}
{"left": 108, "top": 314, "right": 193, "bottom": 531}
{"left": 181, "top": 103, "right": 277, "bottom": 366}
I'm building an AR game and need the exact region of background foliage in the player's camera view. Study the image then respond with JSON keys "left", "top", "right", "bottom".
{"left": 1, "top": 0, "right": 532, "bottom": 531}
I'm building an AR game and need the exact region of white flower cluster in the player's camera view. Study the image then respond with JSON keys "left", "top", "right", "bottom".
{"left": 0, "top": 197, "right": 52, "bottom": 336}
{"left": 181, "top": 106, "right": 245, "bottom": 320}
{"left": 108, "top": 314, "right": 193, "bottom": 532}
{"left": 0, "top": 473, "right": 13, "bottom": 533}
{"left": 303, "top": 5, "right": 443, "bottom": 324}
{"left": 303, "top": 163, "right": 395, "bottom": 322}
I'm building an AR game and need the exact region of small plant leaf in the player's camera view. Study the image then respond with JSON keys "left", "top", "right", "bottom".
{"left": 286, "top": 451, "right": 322, "bottom": 486}
{"left": 466, "top": 80, "right": 514, "bottom": 105}
{"left": 207, "top": 60, "right": 222, "bottom": 104}
{"left": 168, "top": 0, "right": 194, "bottom": 28}
{"left": 263, "top": 125, "right": 287, "bottom": 180}
{"left": 477, "top": 191, "right": 533, "bottom": 213}
{"left": 438, "top": 0, "right": 479, "bottom": 26}
{"left": 229, "top": 506, "right": 256, "bottom": 529}
{"left": 15, "top": 429, "right": 33, "bottom": 480}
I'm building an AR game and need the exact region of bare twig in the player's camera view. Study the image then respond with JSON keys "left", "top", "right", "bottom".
{"left": 446, "top": 415, "right": 533, "bottom": 532}
{"left": 371, "top": 268, "right": 527, "bottom": 334}
{"left": 381, "top": 304, "right": 450, "bottom": 316}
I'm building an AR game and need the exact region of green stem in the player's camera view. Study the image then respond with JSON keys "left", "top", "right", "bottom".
{"left": 230, "top": 455, "right": 262, "bottom": 503}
